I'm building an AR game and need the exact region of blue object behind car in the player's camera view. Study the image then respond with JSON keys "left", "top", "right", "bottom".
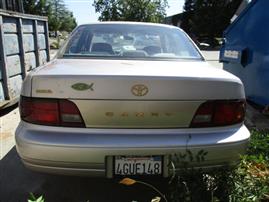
{"left": 220, "top": 0, "right": 269, "bottom": 108}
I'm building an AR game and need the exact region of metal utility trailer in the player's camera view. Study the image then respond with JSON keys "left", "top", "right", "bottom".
{"left": 220, "top": 0, "right": 269, "bottom": 108}
{"left": 0, "top": 9, "right": 50, "bottom": 108}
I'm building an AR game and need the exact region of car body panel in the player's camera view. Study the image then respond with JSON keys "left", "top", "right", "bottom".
{"left": 21, "top": 58, "right": 246, "bottom": 129}
{"left": 72, "top": 100, "right": 203, "bottom": 128}
{"left": 16, "top": 121, "right": 250, "bottom": 177}
{"left": 16, "top": 22, "right": 250, "bottom": 177}
{"left": 28, "top": 59, "right": 244, "bottom": 100}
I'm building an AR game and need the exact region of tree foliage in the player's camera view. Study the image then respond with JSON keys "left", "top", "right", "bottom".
{"left": 59, "top": 11, "right": 77, "bottom": 32}
{"left": 93, "top": 0, "right": 168, "bottom": 23}
{"left": 23, "top": 0, "right": 51, "bottom": 15}
{"left": 23, "top": 0, "right": 77, "bottom": 33}
{"left": 47, "top": 0, "right": 64, "bottom": 32}
{"left": 181, "top": 0, "right": 243, "bottom": 45}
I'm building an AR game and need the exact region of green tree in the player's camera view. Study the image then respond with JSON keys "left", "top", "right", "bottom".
{"left": 23, "top": 0, "right": 51, "bottom": 16}
{"left": 23, "top": 0, "right": 77, "bottom": 34}
{"left": 93, "top": 0, "right": 168, "bottom": 23}
{"left": 48, "top": 0, "right": 77, "bottom": 34}
{"left": 181, "top": 0, "right": 243, "bottom": 46}
{"left": 94, "top": 0, "right": 120, "bottom": 21}
{"left": 59, "top": 11, "right": 77, "bottom": 32}
{"left": 48, "top": 0, "right": 66, "bottom": 35}
{"left": 181, "top": 0, "right": 195, "bottom": 34}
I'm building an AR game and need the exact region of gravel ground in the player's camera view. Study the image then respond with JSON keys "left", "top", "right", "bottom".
{"left": 0, "top": 106, "right": 19, "bottom": 160}
{"left": 50, "top": 49, "right": 58, "bottom": 58}
{"left": 0, "top": 148, "right": 167, "bottom": 202}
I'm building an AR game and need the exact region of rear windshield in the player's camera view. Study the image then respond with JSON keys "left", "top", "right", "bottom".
{"left": 58, "top": 24, "right": 202, "bottom": 60}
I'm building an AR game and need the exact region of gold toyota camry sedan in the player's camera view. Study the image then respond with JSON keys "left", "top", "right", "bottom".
{"left": 15, "top": 22, "right": 250, "bottom": 178}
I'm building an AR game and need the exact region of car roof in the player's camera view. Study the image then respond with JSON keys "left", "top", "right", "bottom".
{"left": 78, "top": 21, "right": 182, "bottom": 30}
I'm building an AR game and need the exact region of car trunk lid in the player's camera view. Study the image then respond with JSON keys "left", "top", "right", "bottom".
{"left": 31, "top": 59, "right": 244, "bottom": 100}
{"left": 29, "top": 59, "right": 245, "bottom": 128}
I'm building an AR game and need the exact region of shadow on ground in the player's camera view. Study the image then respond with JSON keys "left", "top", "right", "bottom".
{"left": 0, "top": 104, "right": 18, "bottom": 117}
{"left": 0, "top": 148, "right": 168, "bottom": 202}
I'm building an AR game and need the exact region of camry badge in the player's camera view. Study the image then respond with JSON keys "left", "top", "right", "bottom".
{"left": 36, "top": 89, "right": 53, "bottom": 94}
{"left": 131, "top": 84, "right": 149, "bottom": 96}
{"left": 71, "top": 83, "right": 94, "bottom": 91}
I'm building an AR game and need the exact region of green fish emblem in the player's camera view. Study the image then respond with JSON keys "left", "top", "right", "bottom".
{"left": 71, "top": 83, "right": 94, "bottom": 91}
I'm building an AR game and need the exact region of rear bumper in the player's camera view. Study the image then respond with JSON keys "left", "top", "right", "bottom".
{"left": 15, "top": 121, "right": 250, "bottom": 177}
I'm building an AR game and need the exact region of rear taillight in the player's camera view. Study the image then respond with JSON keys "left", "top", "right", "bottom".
{"left": 59, "top": 100, "right": 84, "bottom": 127}
{"left": 20, "top": 97, "right": 85, "bottom": 127}
{"left": 191, "top": 100, "right": 246, "bottom": 127}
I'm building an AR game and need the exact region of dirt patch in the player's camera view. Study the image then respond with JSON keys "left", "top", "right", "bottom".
{"left": 0, "top": 107, "right": 20, "bottom": 159}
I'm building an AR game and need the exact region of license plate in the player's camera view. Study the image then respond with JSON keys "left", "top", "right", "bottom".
{"left": 114, "top": 156, "right": 162, "bottom": 176}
